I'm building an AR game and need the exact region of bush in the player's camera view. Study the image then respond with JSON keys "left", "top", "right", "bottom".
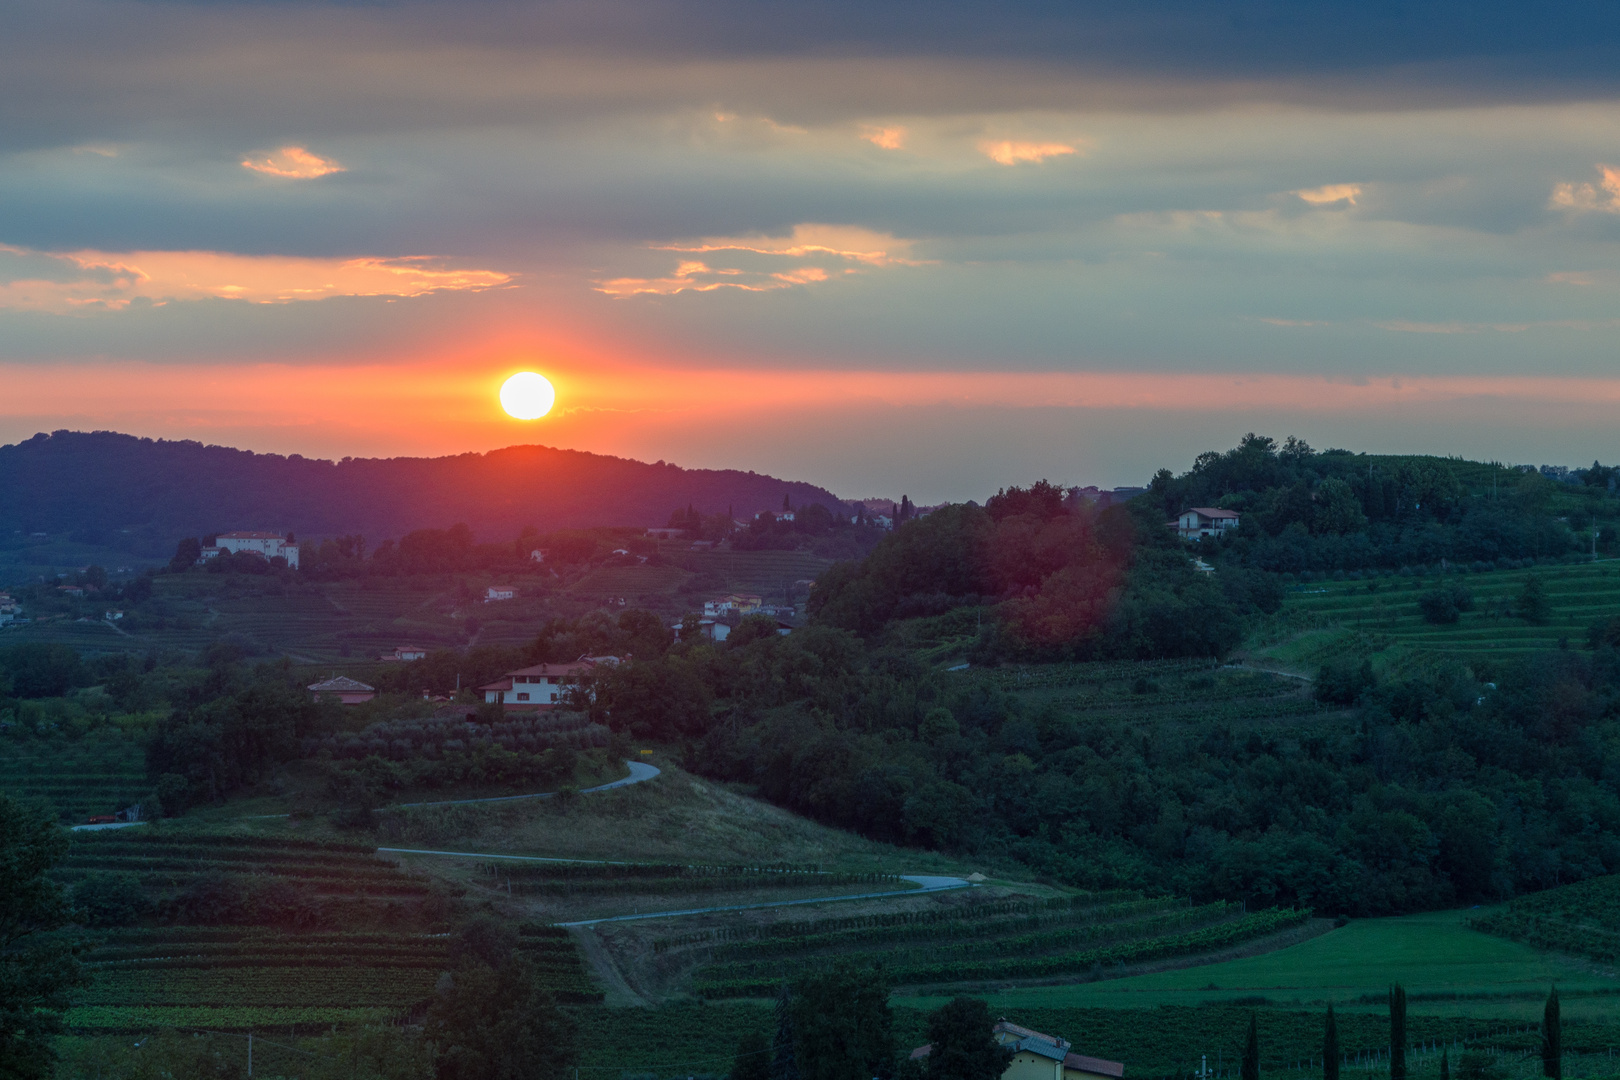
{"left": 73, "top": 870, "right": 150, "bottom": 926}
{"left": 1316, "top": 659, "right": 1376, "bottom": 705}
{"left": 1419, "top": 585, "right": 1472, "bottom": 625}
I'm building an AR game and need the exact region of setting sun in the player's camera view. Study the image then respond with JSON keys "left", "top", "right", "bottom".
{"left": 499, "top": 371, "right": 555, "bottom": 420}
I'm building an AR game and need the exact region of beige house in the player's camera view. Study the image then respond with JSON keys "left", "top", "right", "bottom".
{"left": 912, "top": 1019, "right": 1123, "bottom": 1080}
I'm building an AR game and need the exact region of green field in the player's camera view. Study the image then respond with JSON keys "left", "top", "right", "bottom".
{"left": 1252, "top": 560, "right": 1620, "bottom": 672}
{"left": 898, "top": 910, "right": 1612, "bottom": 1019}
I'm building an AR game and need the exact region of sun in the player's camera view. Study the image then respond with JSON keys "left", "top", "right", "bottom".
{"left": 499, "top": 371, "right": 555, "bottom": 420}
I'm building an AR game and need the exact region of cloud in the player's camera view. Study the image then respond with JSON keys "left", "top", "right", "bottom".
{"left": 241, "top": 146, "right": 346, "bottom": 179}
{"left": 860, "top": 125, "right": 907, "bottom": 149}
{"left": 1550, "top": 165, "right": 1620, "bottom": 213}
{"left": 1293, "top": 183, "right": 1361, "bottom": 206}
{"left": 596, "top": 224, "right": 918, "bottom": 297}
{"left": 978, "top": 140, "right": 1078, "bottom": 166}
{"left": 0, "top": 245, "right": 510, "bottom": 312}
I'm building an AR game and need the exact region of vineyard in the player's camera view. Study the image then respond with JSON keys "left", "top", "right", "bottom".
{"left": 1468, "top": 873, "right": 1620, "bottom": 960}
{"left": 1257, "top": 560, "right": 1620, "bottom": 670}
{"left": 0, "top": 727, "right": 149, "bottom": 823}
{"left": 665, "top": 888, "right": 1313, "bottom": 997}
{"left": 477, "top": 860, "right": 904, "bottom": 898}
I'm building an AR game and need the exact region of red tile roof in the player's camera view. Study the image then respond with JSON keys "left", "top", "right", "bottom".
{"left": 1188, "top": 507, "right": 1240, "bottom": 519}
{"left": 1065, "top": 1054, "right": 1125, "bottom": 1078}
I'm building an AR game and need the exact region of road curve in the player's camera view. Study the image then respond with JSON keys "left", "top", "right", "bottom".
{"left": 393, "top": 759, "right": 660, "bottom": 809}
{"left": 554, "top": 873, "right": 973, "bottom": 927}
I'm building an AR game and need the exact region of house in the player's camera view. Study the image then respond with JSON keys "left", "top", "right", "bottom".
{"left": 201, "top": 531, "right": 301, "bottom": 568}
{"left": 380, "top": 645, "right": 428, "bottom": 662}
{"left": 1171, "top": 507, "right": 1240, "bottom": 540}
{"left": 104, "top": 610, "right": 124, "bottom": 621}
{"left": 646, "top": 527, "right": 685, "bottom": 540}
{"left": 529, "top": 549, "right": 547, "bottom": 563}
{"left": 911, "top": 1020, "right": 1123, "bottom": 1080}
{"left": 485, "top": 585, "right": 516, "bottom": 602}
{"left": 57, "top": 585, "right": 85, "bottom": 597}
{"left": 478, "top": 657, "right": 614, "bottom": 708}
{"left": 307, "top": 675, "right": 377, "bottom": 704}
{"left": 703, "top": 593, "right": 763, "bottom": 617}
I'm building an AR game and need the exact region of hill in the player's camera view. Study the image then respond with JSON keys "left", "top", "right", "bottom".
{"left": 0, "top": 431, "right": 850, "bottom": 556}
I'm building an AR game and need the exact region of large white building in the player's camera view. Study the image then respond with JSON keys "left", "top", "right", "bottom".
{"left": 478, "top": 656, "right": 620, "bottom": 707}
{"left": 1171, "top": 508, "right": 1240, "bottom": 541}
{"left": 200, "top": 531, "right": 301, "bottom": 568}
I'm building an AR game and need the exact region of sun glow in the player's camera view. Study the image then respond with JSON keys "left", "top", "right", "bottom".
{"left": 499, "top": 371, "right": 555, "bottom": 420}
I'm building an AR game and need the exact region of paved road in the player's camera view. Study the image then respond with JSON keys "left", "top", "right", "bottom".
{"left": 243, "top": 759, "right": 661, "bottom": 819}
{"left": 554, "top": 873, "right": 972, "bottom": 926}
{"left": 393, "top": 760, "right": 660, "bottom": 808}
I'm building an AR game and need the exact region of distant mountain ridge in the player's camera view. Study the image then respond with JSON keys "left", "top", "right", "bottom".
{"left": 0, "top": 431, "right": 850, "bottom": 550}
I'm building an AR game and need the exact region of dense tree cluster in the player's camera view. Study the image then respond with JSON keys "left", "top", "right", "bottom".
{"left": 806, "top": 482, "right": 1276, "bottom": 662}
{"left": 1146, "top": 434, "right": 1610, "bottom": 573}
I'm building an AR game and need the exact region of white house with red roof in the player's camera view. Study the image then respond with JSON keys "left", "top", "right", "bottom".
{"left": 1172, "top": 507, "right": 1240, "bottom": 540}
{"left": 911, "top": 1019, "right": 1123, "bottom": 1080}
{"left": 201, "top": 531, "right": 300, "bottom": 568}
{"left": 478, "top": 656, "right": 619, "bottom": 707}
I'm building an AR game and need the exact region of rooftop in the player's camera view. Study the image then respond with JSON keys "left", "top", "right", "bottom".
{"left": 307, "top": 676, "right": 375, "bottom": 693}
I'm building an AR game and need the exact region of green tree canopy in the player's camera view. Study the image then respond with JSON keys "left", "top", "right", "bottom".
{"left": 921, "top": 997, "right": 1014, "bottom": 1080}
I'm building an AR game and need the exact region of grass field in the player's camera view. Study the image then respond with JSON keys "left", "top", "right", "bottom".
{"left": 1250, "top": 560, "right": 1620, "bottom": 673}
{"left": 897, "top": 910, "right": 1614, "bottom": 1019}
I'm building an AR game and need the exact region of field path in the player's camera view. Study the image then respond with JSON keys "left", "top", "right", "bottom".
{"left": 392, "top": 759, "right": 660, "bottom": 809}
{"left": 554, "top": 873, "right": 972, "bottom": 927}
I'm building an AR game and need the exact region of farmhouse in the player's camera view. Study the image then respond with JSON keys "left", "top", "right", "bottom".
{"left": 307, "top": 675, "right": 377, "bottom": 704}
{"left": 380, "top": 645, "right": 428, "bottom": 662}
{"left": 703, "top": 593, "right": 763, "bottom": 617}
{"left": 1171, "top": 507, "right": 1240, "bottom": 540}
{"left": 485, "top": 585, "right": 516, "bottom": 602}
{"left": 479, "top": 656, "right": 616, "bottom": 707}
{"left": 911, "top": 1020, "right": 1123, "bottom": 1080}
{"left": 200, "top": 531, "right": 301, "bottom": 568}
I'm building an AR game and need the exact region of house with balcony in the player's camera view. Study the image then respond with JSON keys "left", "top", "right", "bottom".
{"left": 1171, "top": 507, "right": 1240, "bottom": 540}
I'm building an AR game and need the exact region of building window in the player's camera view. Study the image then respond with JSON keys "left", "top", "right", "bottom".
{"left": 517, "top": 693, "right": 529, "bottom": 701}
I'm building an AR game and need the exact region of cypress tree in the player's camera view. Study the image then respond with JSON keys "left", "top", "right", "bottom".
{"left": 1542, "top": 987, "right": 1561, "bottom": 1079}
{"left": 1440, "top": 1050, "right": 1449, "bottom": 1080}
{"left": 1389, "top": 984, "right": 1407, "bottom": 1080}
{"left": 771, "top": 983, "right": 799, "bottom": 1080}
{"left": 1241, "top": 1012, "right": 1260, "bottom": 1080}
{"left": 1323, "top": 1004, "right": 1340, "bottom": 1080}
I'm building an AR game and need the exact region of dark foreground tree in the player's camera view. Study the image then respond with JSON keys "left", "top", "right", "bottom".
{"left": 1241, "top": 1012, "right": 1260, "bottom": 1080}
{"left": 1389, "top": 984, "right": 1407, "bottom": 1080}
{"left": 1518, "top": 574, "right": 1552, "bottom": 625}
{"left": 790, "top": 963, "right": 894, "bottom": 1080}
{"left": 1441, "top": 1050, "right": 1450, "bottom": 1080}
{"left": 922, "top": 997, "right": 1013, "bottom": 1080}
{"left": 424, "top": 957, "right": 577, "bottom": 1080}
{"left": 0, "top": 794, "right": 88, "bottom": 1080}
{"left": 1323, "top": 1004, "right": 1340, "bottom": 1080}
{"left": 731, "top": 1029, "right": 772, "bottom": 1080}
{"left": 1542, "top": 987, "right": 1561, "bottom": 1079}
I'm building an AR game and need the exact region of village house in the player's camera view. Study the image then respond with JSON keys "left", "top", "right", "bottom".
{"left": 703, "top": 593, "right": 763, "bottom": 617}
{"left": 307, "top": 675, "right": 377, "bottom": 704}
{"left": 911, "top": 1020, "right": 1123, "bottom": 1080}
{"left": 379, "top": 645, "right": 428, "bottom": 661}
{"left": 199, "top": 531, "right": 301, "bottom": 568}
{"left": 485, "top": 585, "right": 516, "bottom": 602}
{"left": 478, "top": 656, "right": 619, "bottom": 708}
{"left": 1171, "top": 507, "right": 1240, "bottom": 540}
{"left": 645, "top": 527, "right": 684, "bottom": 540}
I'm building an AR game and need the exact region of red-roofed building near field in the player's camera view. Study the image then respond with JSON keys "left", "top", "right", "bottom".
{"left": 478, "top": 656, "right": 620, "bottom": 708}
{"left": 910, "top": 1019, "right": 1123, "bottom": 1080}
{"left": 200, "top": 531, "right": 300, "bottom": 568}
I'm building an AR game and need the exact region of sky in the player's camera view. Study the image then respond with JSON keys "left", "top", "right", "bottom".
{"left": 4, "top": 0, "right": 1620, "bottom": 502}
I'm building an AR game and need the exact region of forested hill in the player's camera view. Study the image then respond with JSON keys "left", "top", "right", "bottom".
{"left": 0, "top": 431, "right": 848, "bottom": 548}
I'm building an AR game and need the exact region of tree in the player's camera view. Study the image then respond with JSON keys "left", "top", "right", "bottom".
{"left": 168, "top": 536, "right": 202, "bottom": 572}
{"left": 1241, "top": 1011, "right": 1260, "bottom": 1080}
{"left": 1518, "top": 574, "right": 1552, "bottom": 625}
{"left": 732, "top": 1029, "right": 773, "bottom": 1080}
{"left": 921, "top": 997, "right": 1013, "bottom": 1080}
{"left": 423, "top": 957, "right": 577, "bottom": 1080}
{"left": 771, "top": 984, "right": 799, "bottom": 1080}
{"left": 1323, "top": 1004, "right": 1340, "bottom": 1080}
{"left": 1541, "top": 987, "right": 1561, "bottom": 1079}
{"left": 790, "top": 963, "right": 894, "bottom": 1080}
{"left": 0, "top": 794, "right": 89, "bottom": 1080}
{"left": 1389, "top": 984, "right": 1407, "bottom": 1080}
{"left": 1441, "top": 1050, "right": 1450, "bottom": 1080}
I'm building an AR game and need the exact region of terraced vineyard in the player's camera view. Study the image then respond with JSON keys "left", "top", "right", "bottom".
{"left": 673, "top": 547, "right": 833, "bottom": 595}
{"left": 567, "top": 564, "right": 692, "bottom": 599}
{"left": 1469, "top": 873, "right": 1620, "bottom": 961}
{"left": 480, "top": 860, "right": 903, "bottom": 897}
{"left": 667, "top": 890, "right": 1312, "bottom": 997}
{"left": 1259, "top": 560, "right": 1620, "bottom": 668}
{"left": 0, "top": 730, "right": 148, "bottom": 823}
{"left": 58, "top": 829, "right": 603, "bottom": 1032}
